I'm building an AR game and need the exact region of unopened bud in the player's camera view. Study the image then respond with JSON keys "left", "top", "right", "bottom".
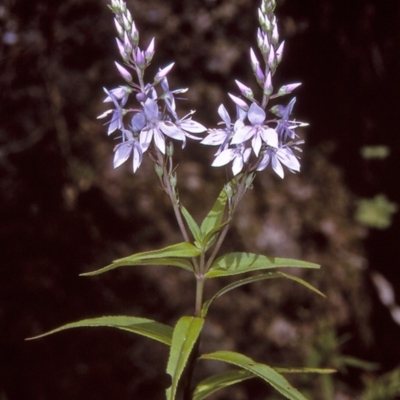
{"left": 245, "top": 172, "right": 255, "bottom": 189}
{"left": 225, "top": 182, "right": 234, "bottom": 199}
{"left": 135, "top": 48, "right": 146, "bottom": 69}
{"left": 125, "top": 9, "right": 133, "bottom": 24}
{"left": 130, "top": 22, "right": 139, "bottom": 47}
{"left": 271, "top": 22, "right": 279, "bottom": 46}
{"left": 167, "top": 141, "right": 174, "bottom": 157}
{"left": 136, "top": 92, "right": 147, "bottom": 102}
{"left": 170, "top": 172, "right": 177, "bottom": 188}
{"left": 115, "top": 61, "right": 132, "bottom": 82}
{"left": 145, "top": 38, "right": 155, "bottom": 63}
{"left": 267, "top": 46, "right": 276, "bottom": 70}
{"left": 122, "top": 13, "right": 131, "bottom": 31}
{"left": 276, "top": 41, "right": 285, "bottom": 65}
{"left": 155, "top": 163, "right": 163, "bottom": 177}
{"left": 263, "top": 72, "right": 273, "bottom": 97}
{"left": 114, "top": 18, "right": 124, "bottom": 39}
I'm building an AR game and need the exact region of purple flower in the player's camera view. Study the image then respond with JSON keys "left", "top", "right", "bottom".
{"left": 212, "top": 144, "right": 252, "bottom": 176}
{"left": 113, "top": 135, "right": 143, "bottom": 172}
{"left": 257, "top": 146, "right": 300, "bottom": 178}
{"left": 97, "top": 88, "right": 127, "bottom": 135}
{"left": 231, "top": 102, "right": 278, "bottom": 156}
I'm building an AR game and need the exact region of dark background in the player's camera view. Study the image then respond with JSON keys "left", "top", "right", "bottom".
{"left": 1, "top": 0, "right": 400, "bottom": 399}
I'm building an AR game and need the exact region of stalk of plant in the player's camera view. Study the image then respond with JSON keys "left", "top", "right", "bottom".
{"left": 27, "top": 1, "right": 335, "bottom": 399}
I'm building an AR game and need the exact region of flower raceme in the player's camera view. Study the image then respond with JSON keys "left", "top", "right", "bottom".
{"left": 99, "top": 0, "right": 307, "bottom": 179}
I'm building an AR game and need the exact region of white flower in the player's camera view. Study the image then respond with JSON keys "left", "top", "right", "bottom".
{"left": 231, "top": 103, "right": 278, "bottom": 156}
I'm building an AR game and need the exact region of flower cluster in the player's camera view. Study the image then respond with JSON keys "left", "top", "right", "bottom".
{"left": 98, "top": 0, "right": 206, "bottom": 172}
{"left": 201, "top": 0, "right": 307, "bottom": 178}
{"left": 99, "top": 0, "right": 307, "bottom": 179}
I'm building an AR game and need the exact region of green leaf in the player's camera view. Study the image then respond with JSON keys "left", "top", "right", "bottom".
{"left": 206, "top": 252, "right": 320, "bottom": 278}
{"left": 193, "top": 369, "right": 254, "bottom": 400}
{"left": 192, "top": 367, "right": 335, "bottom": 400}
{"left": 274, "top": 367, "right": 336, "bottom": 374}
{"left": 200, "top": 186, "right": 228, "bottom": 238}
{"left": 26, "top": 316, "right": 173, "bottom": 346}
{"left": 200, "top": 220, "right": 230, "bottom": 252}
{"left": 166, "top": 316, "right": 204, "bottom": 400}
{"left": 200, "top": 351, "right": 308, "bottom": 400}
{"left": 180, "top": 205, "right": 202, "bottom": 244}
{"left": 202, "top": 272, "right": 324, "bottom": 317}
{"left": 81, "top": 242, "right": 201, "bottom": 276}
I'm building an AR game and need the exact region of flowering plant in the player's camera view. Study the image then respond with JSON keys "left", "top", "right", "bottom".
{"left": 28, "top": 0, "right": 333, "bottom": 398}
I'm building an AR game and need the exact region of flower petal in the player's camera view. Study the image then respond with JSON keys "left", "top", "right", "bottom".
{"left": 154, "top": 128, "right": 166, "bottom": 154}
{"left": 180, "top": 119, "right": 207, "bottom": 133}
{"left": 271, "top": 155, "right": 284, "bottom": 178}
{"left": 231, "top": 125, "right": 254, "bottom": 144}
{"left": 140, "top": 127, "right": 154, "bottom": 152}
{"left": 261, "top": 127, "right": 279, "bottom": 148}
{"left": 252, "top": 133, "right": 262, "bottom": 156}
{"left": 159, "top": 121, "right": 184, "bottom": 140}
{"left": 218, "top": 104, "right": 231, "bottom": 126}
{"left": 114, "top": 142, "right": 133, "bottom": 168}
{"left": 212, "top": 148, "right": 235, "bottom": 167}
{"left": 132, "top": 143, "right": 143, "bottom": 172}
{"left": 247, "top": 103, "right": 266, "bottom": 125}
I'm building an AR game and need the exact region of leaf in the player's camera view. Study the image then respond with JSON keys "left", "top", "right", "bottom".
{"left": 180, "top": 205, "right": 202, "bottom": 244}
{"left": 205, "top": 252, "right": 319, "bottom": 278}
{"left": 200, "top": 219, "right": 230, "bottom": 252}
{"left": 26, "top": 316, "right": 173, "bottom": 346}
{"left": 200, "top": 186, "right": 228, "bottom": 239}
{"left": 274, "top": 367, "right": 336, "bottom": 374}
{"left": 202, "top": 272, "right": 324, "bottom": 317}
{"left": 81, "top": 242, "right": 201, "bottom": 276}
{"left": 193, "top": 369, "right": 254, "bottom": 400}
{"left": 200, "top": 351, "right": 308, "bottom": 400}
{"left": 166, "top": 316, "right": 204, "bottom": 400}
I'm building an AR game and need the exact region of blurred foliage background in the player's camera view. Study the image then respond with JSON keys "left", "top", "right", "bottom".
{"left": 1, "top": 0, "right": 400, "bottom": 399}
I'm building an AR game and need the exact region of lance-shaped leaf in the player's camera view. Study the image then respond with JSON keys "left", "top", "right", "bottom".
{"left": 180, "top": 205, "right": 202, "bottom": 245}
{"left": 81, "top": 242, "right": 201, "bottom": 276}
{"left": 26, "top": 316, "right": 173, "bottom": 346}
{"left": 166, "top": 316, "right": 204, "bottom": 400}
{"left": 205, "top": 252, "right": 319, "bottom": 278}
{"left": 193, "top": 369, "right": 254, "bottom": 400}
{"left": 200, "top": 219, "right": 230, "bottom": 252}
{"left": 202, "top": 272, "right": 325, "bottom": 317}
{"left": 200, "top": 351, "right": 308, "bottom": 400}
{"left": 200, "top": 186, "right": 228, "bottom": 235}
{"left": 192, "top": 366, "right": 334, "bottom": 400}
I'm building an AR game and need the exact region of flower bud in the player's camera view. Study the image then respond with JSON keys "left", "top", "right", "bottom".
{"left": 136, "top": 92, "right": 147, "bottom": 102}
{"left": 123, "top": 31, "right": 132, "bottom": 56}
{"left": 225, "top": 182, "right": 234, "bottom": 199}
{"left": 145, "top": 38, "right": 155, "bottom": 64}
{"left": 125, "top": 9, "right": 133, "bottom": 24}
{"left": 267, "top": 46, "right": 276, "bottom": 70}
{"left": 263, "top": 72, "right": 273, "bottom": 97}
{"left": 154, "top": 62, "right": 175, "bottom": 84}
{"left": 122, "top": 13, "right": 131, "bottom": 31}
{"left": 254, "top": 64, "right": 265, "bottom": 87}
{"left": 276, "top": 41, "right": 285, "bottom": 65}
{"left": 235, "top": 80, "right": 254, "bottom": 100}
{"left": 114, "top": 18, "right": 124, "bottom": 39}
{"left": 115, "top": 61, "right": 132, "bottom": 82}
{"left": 135, "top": 48, "right": 146, "bottom": 69}
{"left": 170, "top": 172, "right": 177, "bottom": 188}
{"left": 155, "top": 163, "right": 163, "bottom": 177}
{"left": 130, "top": 22, "right": 139, "bottom": 47}
{"left": 167, "top": 141, "right": 174, "bottom": 157}
{"left": 245, "top": 172, "right": 255, "bottom": 188}
{"left": 116, "top": 38, "right": 127, "bottom": 60}
{"left": 271, "top": 22, "right": 279, "bottom": 46}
